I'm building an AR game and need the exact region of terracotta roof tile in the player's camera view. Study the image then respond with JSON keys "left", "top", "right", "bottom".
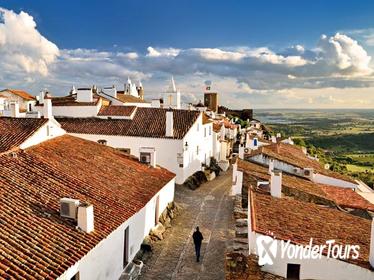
{"left": 248, "top": 142, "right": 356, "bottom": 184}
{"left": 0, "top": 117, "right": 48, "bottom": 153}
{"left": 97, "top": 105, "right": 136, "bottom": 117}
{"left": 58, "top": 108, "right": 200, "bottom": 139}
{"left": 0, "top": 89, "right": 35, "bottom": 101}
{"left": 238, "top": 159, "right": 374, "bottom": 211}
{"left": 251, "top": 189, "right": 371, "bottom": 269}
{"left": 0, "top": 135, "right": 175, "bottom": 278}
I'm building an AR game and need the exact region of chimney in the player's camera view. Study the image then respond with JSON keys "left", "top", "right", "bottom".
{"left": 271, "top": 135, "right": 277, "bottom": 143}
{"left": 166, "top": 111, "right": 174, "bottom": 137}
{"left": 268, "top": 158, "right": 274, "bottom": 174}
{"left": 39, "top": 90, "right": 45, "bottom": 105}
{"left": 77, "top": 203, "right": 94, "bottom": 233}
{"left": 151, "top": 99, "right": 161, "bottom": 108}
{"left": 76, "top": 88, "right": 93, "bottom": 103}
{"left": 10, "top": 102, "right": 20, "bottom": 118}
{"left": 270, "top": 170, "right": 282, "bottom": 198}
{"left": 103, "top": 85, "right": 117, "bottom": 98}
{"left": 276, "top": 132, "right": 281, "bottom": 138}
{"left": 43, "top": 92, "right": 53, "bottom": 119}
{"left": 370, "top": 218, "right": 374, "bottom": 267}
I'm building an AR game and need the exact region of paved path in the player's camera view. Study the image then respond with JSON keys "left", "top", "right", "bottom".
{"left": 139, "top": 170, "right": 234, "bottom": 280}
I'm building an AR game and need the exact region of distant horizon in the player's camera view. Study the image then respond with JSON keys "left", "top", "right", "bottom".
{"left": 1, "top": 1, "right": 374, "bottom": 108}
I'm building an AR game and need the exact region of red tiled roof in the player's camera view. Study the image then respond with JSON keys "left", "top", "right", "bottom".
{"left": 116, "top": 92, "right": 148, "bottom": 103}
{"left": 58, "top": 108, "right": 201, "bottom": 139}
{"left": 251, "top": 189, "right": 372, "bottom": 269}
{"left": 238, "top": 159, "right": 374, "bottom": 211}
{"left": 97, "top": 105, "right": 136, "bottom": 117}
{"left": 0, "top": 89, "right": 35, "bottom": 100}
{"left": 0, "top": 117, "right": 48, "bottom": 153}
{"left": 0, "top": 135, "right": 175, "bottom": 278}
{"left": 248, "top": 142, "right": 356, "bottom": 184}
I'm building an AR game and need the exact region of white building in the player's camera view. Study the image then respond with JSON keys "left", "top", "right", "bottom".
{"left": 58, "top": 107, "right": 214, "bottom": 184}
{"left": 0, "top": 117, "right": 176, "bottom": 280}
{"left": 0, "top": 88, "right": 37, "bottom": 116}
{"left": 231, "top": 159, "right": 374, "bottom": 280}
{"left": 247, "top": 142, "right": 360, "bottom": 189}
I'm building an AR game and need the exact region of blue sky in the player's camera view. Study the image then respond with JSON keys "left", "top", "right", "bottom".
{"left": 0, "top": 1, "right": 374, "bottom": 108}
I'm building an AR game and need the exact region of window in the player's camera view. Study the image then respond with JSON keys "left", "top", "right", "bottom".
{"left": 286, "top": 263, "right": 300, "bottom": 279}
{"left": 70, "top": 272, "right": 80, "bottom": 280}
{"left": 97, "top": 139, "right": 107, "bottom": 145}
{"left": 204, "top": 127, "right": 206, "bottom": 137}
{"left": 28, "top": 103, "right": 32, "bottom": 112}
{"left": 209, "top": 126, "right": 212, "bottom": 136}
{"left": 196, "top": 146, "right": 199, "bottom": 155}
{"left": 197, "top": 124, "right": 199, "bottom": 132}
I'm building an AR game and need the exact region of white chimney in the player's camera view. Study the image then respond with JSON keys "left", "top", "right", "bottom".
{"left": 268, "top": 159, "right": 274, "bottom": 174}
{"left": 43, "top": 94, "right": 53, "bottom": 119}
{"left": 238, "top": 145, "right": 244, "bottom": 159}
{"left": 76, "top": 88, "right": 93, "bottom": 103}
{"left": 370, "top": 218, "right": 374, "bottom": 268}
{"left": 166, "top": 111, "right": 174, "bottom": 137}
{"left": 77, "top": 203, "right": 94, "bottom": 233}
{"left": 10, "top": 102, "right": 20, "bottom": 118}
{"left": 39, "top": 90, "right": 45, "bottom": 105}
{"left": 270, "top": 170, "right": 282, "bottom": 198}
{"left": 103, "top": 85, "right": 117, "bottom": 98}
{"left": 276, "top": 132, "right": 281, "bottom": 138}
{"left": 151, "top": 99, "right": 161, "bottom": 108}
{"left": 271, "top": 135, "right": 277, "bottom": 143}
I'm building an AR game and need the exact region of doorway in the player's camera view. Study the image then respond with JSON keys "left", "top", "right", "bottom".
{"left": 123, "top": 226, "right": 129, "bottom": 268}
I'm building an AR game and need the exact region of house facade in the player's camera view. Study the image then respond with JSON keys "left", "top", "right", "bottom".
{"left": 58, "top": 107, "right": 214, "bottom": 184}
{"left": 0, "top": 118, "right": 176, "bottom": 280}
{"left": 232, "top": 158, "right": 374, "bottom": 280}
{"left": 0, "top": 89, "right": 36, "bottom": 116}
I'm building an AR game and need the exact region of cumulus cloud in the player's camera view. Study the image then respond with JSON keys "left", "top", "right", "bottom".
{"left": 318, "top": 33, "right": 372, "bottom": 76}
{"left": 1, "top": 7, "right": 374, "bottom": 108}
{"left": 0, "top": 7, "right": 59, "bottom": 76}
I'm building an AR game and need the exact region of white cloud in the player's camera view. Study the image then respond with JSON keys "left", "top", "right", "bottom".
{"left": 146, "top": 46, "right": 180, "bottom": 57}
{"left": 1, "top": 7, "right": 374, "bottom": 108}
{"left": 318, "top": 33, "right": 372, "bottom": 75}
{"left": 0, "top": 7, "right": 59, "bottom": 76}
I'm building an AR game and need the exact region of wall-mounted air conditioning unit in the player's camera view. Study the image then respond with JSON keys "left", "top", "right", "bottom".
{"left": 140, "top": 152, "right": 151, "bottom": 164}
{"left": 60, "top": 198, "right": 80, "bottom": 219}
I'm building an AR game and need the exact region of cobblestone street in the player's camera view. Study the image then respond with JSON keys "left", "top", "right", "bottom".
{"left": 139, "top": 170, "right": 235, "bottom": 280}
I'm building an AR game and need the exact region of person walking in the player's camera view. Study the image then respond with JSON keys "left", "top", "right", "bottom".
{"left": 192, "top": 226, "right": 204, "bottom": 262}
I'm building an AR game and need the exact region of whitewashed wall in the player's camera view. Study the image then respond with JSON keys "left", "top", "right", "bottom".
{"left": 58, "top": 178, "right": 175, "bottom": 280}
{"left": 20, "top": 118, "right": 65, "bottom": 149}
{"left": 66, "top": 113, "right": 214, "bottom": 184}
{"left": 250, "top": 232, "right": 374, "bottom": 280}
{"left": 250, "top": 154, "right": 358, "bottom": 189}
{"left": 35, "top": 101, "right": 101, "bottom": 118}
